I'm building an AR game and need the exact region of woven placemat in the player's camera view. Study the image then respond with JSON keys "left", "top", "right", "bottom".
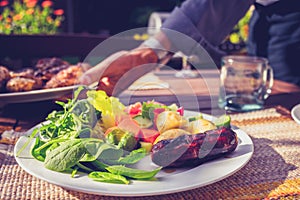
{"left": 1, "top": 106, "right": 300, "bottom": 200}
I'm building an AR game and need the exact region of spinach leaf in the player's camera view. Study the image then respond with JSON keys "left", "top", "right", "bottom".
{"left": 80, "top": 140, "right": 105, "bottom": 162}
{"left": 76, "top": 162, "right": 93, "bottom": 173}
{"left": 105, "top": 148, "right": 147, "bottom": 165}
{"left": 44, "top": 139, "right": 86, "bottom": 172}
{"left": 88, "top": 171, "right": 129, "bottom": 184}
{"left": 90, "top": 160, "right": 108, "bottom": 171}
{"left": 81, "top": 142, "right": 123, "bottom": 162}
{"left": 96, "top": 143, "right": 124, "bottom": 161}
{"left": 106, "top": 165, "right": 162, "bottom": 180}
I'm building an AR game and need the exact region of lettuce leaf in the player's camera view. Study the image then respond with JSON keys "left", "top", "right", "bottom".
{"left": 87, "top": 90, "right": 125, "bottom": 129}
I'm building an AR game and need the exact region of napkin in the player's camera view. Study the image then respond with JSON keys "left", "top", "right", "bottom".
{"left": 128, "top": 73, "right": 169, "bottom": 90}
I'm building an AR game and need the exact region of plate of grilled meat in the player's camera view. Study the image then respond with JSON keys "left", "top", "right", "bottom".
{"left": 0, "top": 58, "right": 89, "bottom": 104}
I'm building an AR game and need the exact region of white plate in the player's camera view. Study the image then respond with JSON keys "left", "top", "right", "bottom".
{"left": 291, "top": 104, "right": 300, "bottom": 124}
{"left": 14, "top": 111, "right": 254, "bottom": 197}
{"left": 0, "top": 85, "right": 80, "bottom": 104}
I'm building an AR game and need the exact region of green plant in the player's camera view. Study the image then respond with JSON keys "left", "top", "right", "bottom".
{"left": 0, "top": 0, "right": 64, "bottom": 34}
{"left": 229, "top": 6, "right": 254, "bottom": 44}
{"left": 17, "top": 87, "right": 161, "bottom": 184}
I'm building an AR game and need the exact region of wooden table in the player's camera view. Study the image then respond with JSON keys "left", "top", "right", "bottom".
{"left": 1, "top": 69, "right": 300, "bottom": 199}
{"left": 119, "top": 69, "right": 300, "bottom": 113}
{"left": 2, "top": 69, "right": 300, "bottom": 132}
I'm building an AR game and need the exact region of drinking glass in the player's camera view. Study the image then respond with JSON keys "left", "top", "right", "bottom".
{"left": 218, "top": 55, "right": 273, "bottom": 112}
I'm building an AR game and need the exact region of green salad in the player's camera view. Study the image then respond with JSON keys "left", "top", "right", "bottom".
{"left": 17, "top": 87, "right": 162, "bottom": 184}
{"left": 16, "top": 87, "right": 232, "bottom": 184}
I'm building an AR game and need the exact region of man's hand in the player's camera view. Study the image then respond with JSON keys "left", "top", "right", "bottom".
{"left": 79, "top": 47, "right": 158, "bottom": 96}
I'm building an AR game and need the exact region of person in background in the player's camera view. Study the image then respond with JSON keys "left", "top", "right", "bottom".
{"left": 79, "top": 0, "right": 300, "bottom": 96}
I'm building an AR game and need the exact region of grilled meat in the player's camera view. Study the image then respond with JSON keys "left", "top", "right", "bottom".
{"left": 45, "top": 65, "right": 84, "bottom": 88}
{"left": 2, "top": 58, "right": 88, "bottom": 93}
{"left": 6, "top": 77, "right": 43, "bottom": 92}
{"left": 9, "top": 68, "right": 35, "bottom": 79}
{"left": 34, "top": 57, "right": 70, "bottom": 82}
{"left": 0, "top": 66, "right": 10, "bottom": 92}
{"left": 151, "top": 127, "right": 238, "bottom": 167}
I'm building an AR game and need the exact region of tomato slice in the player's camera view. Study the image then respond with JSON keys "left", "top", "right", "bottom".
{"left": 117, "top": 115, "right": 141, "bottom": 137}
{"left": 126, "top": 102, "right": 142, "bottom": 116}
{"left": 177, "top": 106, "right": 184, "bottom": 116}
{"left": 138, "top": 129, "right": 160, "bottom": 144}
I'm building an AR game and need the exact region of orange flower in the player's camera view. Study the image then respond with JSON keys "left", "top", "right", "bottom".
{"left": 13, "top": 13, "right": 23, "bottom": 21}
{"left": 46, "top": 16, "right": 53, "bottom": 23}
{"left": 41, "top": 0, "right": 53, "bottom": 8}
{"left": 53, "top": 9, "right": 64, "bottom": 16}
{"left": 26, "top": 8, "right": 34, "bottom": 15}
{"left": 0, "top": 0, "right": 8, "bottom": 7}
{"left": 6, "top": 17, "right": 11, "bottom": 23}
{"left": 241, "top": 25, "right": 249, "bottom": 40}
{"left": 5, "top": 23, "right": 11, "bottom": 29}
{"left": 242, "top": 25, "right": 249, "bottom": 35}
{"left": 26, "top": 0, "right": 38, "bottom": 8}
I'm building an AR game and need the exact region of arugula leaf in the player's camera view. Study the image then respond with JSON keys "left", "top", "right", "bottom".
{"left": 34, "top": 138, "right": 69, "bottom": 153}
{"left": 73, "top": 86, "right": 85, "bottom": 102}
{"left": 37, "top": 87, "right": 95, "bottom": 142}
{"left": 16, "top": 127, "right": 39, "bottom": 157}
{"left": 31, "top": 137, "right": 46, "bottom": 162}
{"left": 71, "top": 166, "right": 79, "bottom": 178}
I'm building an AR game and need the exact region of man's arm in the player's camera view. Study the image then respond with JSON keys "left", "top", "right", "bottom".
{"left": 161, "top": 0, "right": 254, "bottom": 62}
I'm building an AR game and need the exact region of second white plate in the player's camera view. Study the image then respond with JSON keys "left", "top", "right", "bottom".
{"left": 0, "top": 85, "right": 80, "bottom": 104}
{"left": 291, "top": 104, "right": 300, "bottom": 124}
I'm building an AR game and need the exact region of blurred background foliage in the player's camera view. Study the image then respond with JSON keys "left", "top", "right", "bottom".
{"left": 1, "top": 0, "right": 251, "bottom": 42}
{"left": 0, "top": 0, "right": 252, "bottom": 68}
{"left": 0, "top": 0, "right": 185, "bottom": 35}
{"left": 229, "top": 6, "right": 254, "bottom": 44}
{"left": 0, "top": 0, "right": 64, "bottom": 34}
